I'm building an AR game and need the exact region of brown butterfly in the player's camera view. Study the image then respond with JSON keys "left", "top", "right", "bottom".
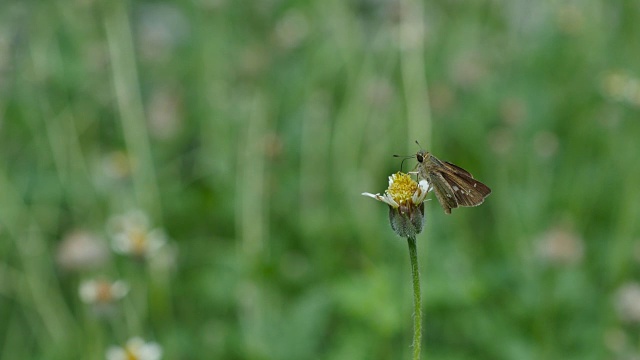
{"left": 414, "top": 149, "right": 491, "bottom": 214}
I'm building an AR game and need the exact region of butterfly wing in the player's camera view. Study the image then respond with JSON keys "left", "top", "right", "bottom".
{"left": 443, "top": 161, "right": 473, "bottom": 177}
{"left": 427, "top": 171, "right": 458, "bottom": 214}
{"left": 419, "top": 155, "right": 491, "bottom": 214}
{"left": 440, "top": 169, "right": 491, "bottom": 207}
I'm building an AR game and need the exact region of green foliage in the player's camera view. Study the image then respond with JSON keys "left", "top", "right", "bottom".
{"left": 1, "top": 0, "right": 640, "bottom": 359}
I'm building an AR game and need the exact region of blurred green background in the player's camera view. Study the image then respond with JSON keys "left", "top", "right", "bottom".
{"left": 2, "top": 0, "right": 640, "bottom": 359}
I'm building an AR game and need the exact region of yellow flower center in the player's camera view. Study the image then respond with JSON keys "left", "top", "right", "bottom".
{"left": 125, "top": 348, "right": 139, "bottom": 360}
{"left": 96, "top": 281, "right": 114, "bottom": 303}
{"left": 130, "top": 228, "right": 148, "bottom": 255}
{"left": 386, "top": 172, "right": 418, "bottom": 204}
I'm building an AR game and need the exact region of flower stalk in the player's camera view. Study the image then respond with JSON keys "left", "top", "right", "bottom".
{"left": 363, "top": 172, "right": 430, "bottom": 360}
{"left": 407, "top": 235, "right": 421, "bottom": 360}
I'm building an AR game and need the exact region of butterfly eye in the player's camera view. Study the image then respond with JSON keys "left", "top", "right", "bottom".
{"left": 416, "top": 154, "right": 424, "bottom": 163}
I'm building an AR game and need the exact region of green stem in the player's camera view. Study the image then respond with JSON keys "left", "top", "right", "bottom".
{"left": 407, "top": 236, "right": 422, "bottom": 360}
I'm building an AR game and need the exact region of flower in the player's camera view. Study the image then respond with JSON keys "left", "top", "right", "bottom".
{"left": 363, "top": 172, "right": 430, "bottom": 238}
{"left": 106, "top": 337, "right": 162, "bottom": 360}
{"left": 56, "top": 230, "right": 109, "bottom": 271}
{"left": 101, "top": 151, "right": 134, "bottom": 180}
{"left": 274, "top": 9, "right": 309, "bottom": 49}
{"left": 535, "top": 224, "right": 584, "bottom": 266}
{"left": 601, "top": 70, "right": 640, "bottom": 107}
{"left": 147, "top": 86, "right": 183, "bottom": 140}
{"left": 79, "top": 279, "right": 129, "bottom": 305}
{"left": 108, "top": 210, "right": 167, "bottom": 259}
{"left": 614, "top": 282, "right": 640, "bottom": 324}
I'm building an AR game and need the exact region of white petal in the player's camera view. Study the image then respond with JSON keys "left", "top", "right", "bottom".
{"left": 381, "top": 194, "right": 399, "bottom": 208}
{"left": 362, "top": 192, "right": 399, "bottom": 207}
{"left": 146, "top": 229, "right": 167, "bottom": 255}
{"left": 413, "top": 179, "right": 431, "bottom": 204}
{"left": 79, "top": 281, "right": 98, "bottom": 303}
{"left": 111, "top": 233, "right": 132, "bottom": 254}
{"left": 139, "top": 343, "right": 163, "bottom": 360}
{"left": 362, "top": 192, "right": 383, "bottom": 200}
{"left": 111, "top": 281, "right": 130, "bottom": 299}
{"left": 105, "top": 347, "right": 127, "bottom": 360}
{"left": 126, "top": 337, "right": 145, "bottom": 351}
{"left": 107, "top": 210, "right": 150, "bottom": 236}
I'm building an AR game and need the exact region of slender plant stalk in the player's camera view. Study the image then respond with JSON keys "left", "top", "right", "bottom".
{"left": 407, "top": 236, "right": 422, "bottom": 360}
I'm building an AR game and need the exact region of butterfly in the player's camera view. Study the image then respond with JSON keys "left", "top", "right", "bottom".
{"left": 414, "top": 149, "right": 491, "bottom": 214}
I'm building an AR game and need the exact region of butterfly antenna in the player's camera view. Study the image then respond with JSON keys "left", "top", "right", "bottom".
{"left": 393, "top": 154, "right": 414, "bottom": 172}
{"left": 400, "top": 157, "right": 410, "bottom": 172}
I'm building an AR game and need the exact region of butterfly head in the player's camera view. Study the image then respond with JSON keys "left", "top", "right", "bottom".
{"left": 416, "top": 150, "right": 430, "bottom": 164}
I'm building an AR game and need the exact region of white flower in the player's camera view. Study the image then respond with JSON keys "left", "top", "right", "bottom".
{"left": 363, "top": 172, "right": 431, "bottom": 238}
{"left": 108, "top": 210, "right": 167, "bottom": 259}
{"left": 106, "top": 337, "right": 162, "bottom": 360}
{"left": 56, "top": 230, "right": 109, "bottom": 271}
{"left": 79, "top": 279, "right": 129, "bottom": 304}
{"left": 101, "top": 151, "right": 134, "bottom": 180}
{"left": 535, "top": 225, "right": 584, "bottom": 266}
{"left": 363, "top": 173, "right": 430, "bottom": 208}
{"left": 614, "top": 282, "right": 640, "bottom": 323}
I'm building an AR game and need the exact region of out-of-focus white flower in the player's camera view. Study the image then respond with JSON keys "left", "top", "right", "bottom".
{"left": 56, "top": 230, "right": 109, "bottom": 271}
{"left": 429, "top": 83, "right": 455, "bottom": 115}
{"left": 137, "top": 3, "right": 189, "bottom": 63}
{"left": 488, "top": 128, "right": 515, "bottom": 156}
{"left": 147, "top": 87, "right": 183, "bottom": 140}
{"left": 499, "top": 97, "right": 527, "bottom": 126}
{"left": 533, "top": 131, "right": 559, "bottom": 159}
{"left": 79, "top": 279, "right": 129, "bottom": 305}
{"left": 365, "top": 77, "right": 394, "bottom": 110}
{"left": 614, "top": 282, "right": 640, "bottom": 324}
{"left": 274, "top": 10, "right": 309, "bottom": 49}
{"left": 109, "top": 210, "right": 167, "bottom": 259}
{"left": 101, "top": 151, "right": 134, "bottom": 180}
{"left": 555, "top": 4, "right": 585, "bottom": 35}
{"left": 450, "top": 52, "right": 489, "bottom": 90}
{"left": 601, "top": 71, "right": 640, "bottom": 107}
{"left": 106, "top": 337, "right": 162, "bottom": 360}
{"left": 535, "top": 225, "right": 584, "bottom": 266}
